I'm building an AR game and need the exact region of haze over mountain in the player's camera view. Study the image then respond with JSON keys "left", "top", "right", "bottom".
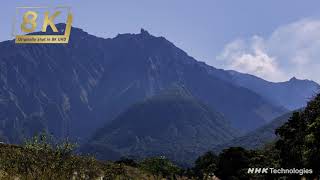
{"left": 0, "top": 24, "right": 317, "bottom": 143}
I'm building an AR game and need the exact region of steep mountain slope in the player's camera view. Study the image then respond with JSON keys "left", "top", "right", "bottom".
{"left": 214, "top": 110, "right": 301, "bottom": 151}
{"left": 0, "top": 24, "right": 296, "bottom": 142}
{"left": 84, "top": 86, "right": 239, "bottom": 164}
{"left": 228, "top": 71, "right": 320, "bottom": 110}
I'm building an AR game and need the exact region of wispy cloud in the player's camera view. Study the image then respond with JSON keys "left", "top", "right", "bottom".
{"left": 217, "top": 18, "right": 320, "bottom": 83}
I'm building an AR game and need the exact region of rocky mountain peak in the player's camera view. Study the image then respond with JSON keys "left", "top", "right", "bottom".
{"left": 140, "top": 28, "right": 150, "bottom": 36}
{"left": 289, "top": 77, "right": 298, "bottom": 82}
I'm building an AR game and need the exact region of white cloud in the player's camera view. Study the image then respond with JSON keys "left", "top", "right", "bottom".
{"left": 218, "top": 36, "right": 286, "bottom": 81}
{"left": 217, "top": 18, "right": 320, "bottom": 83}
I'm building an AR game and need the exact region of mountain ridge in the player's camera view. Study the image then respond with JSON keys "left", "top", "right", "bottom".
{"left": 0, "top": 24, "right": 316, "bottom": 143}
{"left": 228, "top": 70, "right": 320, "bottom": 110}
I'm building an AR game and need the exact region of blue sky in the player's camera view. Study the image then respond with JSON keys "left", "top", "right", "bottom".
{"left": 2, "top": 0, "right": 320, "bottom": 83}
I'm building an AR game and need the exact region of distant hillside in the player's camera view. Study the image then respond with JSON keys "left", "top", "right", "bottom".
{"left": 214, "top": 110, "right": 302, "bottom": 151}
{"left": 229, "top": 71, "right": 320, "bottom": 110}
{"left": 83, "top": 86, "right": 239, "bottom": 164}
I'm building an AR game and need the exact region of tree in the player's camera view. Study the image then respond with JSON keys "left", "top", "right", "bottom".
{"left": 115, "top": 156, "right": 138, "bottom": 167}
{"left": 215, "top": 147, "right": 251, "bottom": 180}
{"left": 248, "top": 143, "right": 282, "bottom": 179}
{"left": 305, "top": 117, "right": 320, "bottom": 174}
{"left": 139, "top": 156, "right": 181, "bottom": 178}
{"left": 193, "top": 151, "right": 218, "bottom": 179}
{"left": 275, "top": 112, "right": 306, "bottom": 168}
{"left": 275, "top": 94, "right": 320, "bottom": 178}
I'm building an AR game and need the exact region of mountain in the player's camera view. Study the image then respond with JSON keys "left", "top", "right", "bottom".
{"left": 83, "top": 86, "right": 239, "bottom": 164}
{"left": 214, "top": 110, "right": 301, "bottom": 151}
{"left": 228, "top": 71, "right": 320, "bottom": 110}
{"left": 0, "top": 25, "right": 290, "bottom": 143}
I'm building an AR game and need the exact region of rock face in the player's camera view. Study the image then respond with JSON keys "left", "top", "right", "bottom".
{"left": 85, "top": 86, "right": 239, "bottom": 164}
{"left": 0, "top": 25, "right": 316, "bottom": 143}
